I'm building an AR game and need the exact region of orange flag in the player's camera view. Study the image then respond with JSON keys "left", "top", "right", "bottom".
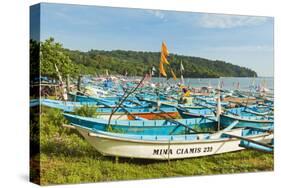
{"left": 160, "top": 52, "right": 170, "bottom": 65}
{"left": 159, "top": 61, "right": 167, "bottom": 77}
{"left": 161, "top": 42, "right": 169, "bottom": 57}
{"left": 159, "top": 41, "right": 170, "bottom": 77}
{"left": 171, "top": 69, "right": 177, "bottom": 80}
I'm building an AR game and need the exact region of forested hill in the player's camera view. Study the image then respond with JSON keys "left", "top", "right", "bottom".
{"left": 64, "top": 49, "right": 257, "bottom": 78}
{"left": 32, "top": 38, "right": 257, "bottom": 78}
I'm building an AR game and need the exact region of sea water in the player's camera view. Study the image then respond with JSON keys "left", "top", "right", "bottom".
{"left": 82, "top": 76, "right": 274, "bottom": 93}
{"left": 153, "top": 77, "right": 274, "bottom": 92}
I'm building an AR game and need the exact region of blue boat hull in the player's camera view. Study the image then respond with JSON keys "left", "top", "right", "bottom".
{"left": 220, "top": 114, "right": 273, "bottom": 129}
{"left": 178, "top": 108, "right": 214, "bottom": 119}
{"left": 64, "top": 114, "right": 217, "bottom": 135}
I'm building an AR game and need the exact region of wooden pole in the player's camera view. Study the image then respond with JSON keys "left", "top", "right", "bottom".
{"left": 106, "top": 75, "right": 146, "bottom": 129}
{"left": 217, "top": 80, "right": 222, "bottom": 131}
{"left": 77, "top": 75, "right": 82, "bottom": 91}
{"left": 115, "top": 156, "right": 119, "bottom": 164}
{"left": 54, "top": 85, "right": 57, "bottom": 98}
{"left": 66, "top": 74, "right": 70, "bottom": 92}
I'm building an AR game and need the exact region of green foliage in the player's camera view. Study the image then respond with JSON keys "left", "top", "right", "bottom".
{"left": 30, "top": 107, "right": 40, "bottom": 156}
{"left": 39, "top": 107, "right": 96, "bottom": 157}
{"left": 40, "top": 107, "right": 68, "bottom": 139}
{"left": 191, "top": 124, "right": 214, "bottom": 133}
{"left": 106, "top": 125, "right": 125, "bottom": 133}
{"left": 64, "top": 48, "right": 258, "bottom": 78}
{"left": 36, "top": 37, "right": 257, "bottom": 78}
{"left": 73, "top": 105, "right": 98, "bottom": 118}
{"left": 39, "top": 37, "right": 80, "bottom": 78}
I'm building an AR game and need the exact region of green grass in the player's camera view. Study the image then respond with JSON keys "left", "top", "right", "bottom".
{"left": 31, "top": 107, "right": 273, "bottom": 185}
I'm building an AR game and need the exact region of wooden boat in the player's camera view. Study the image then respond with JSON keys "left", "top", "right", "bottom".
{"left": 244, "top": 106, "right": 273, "bottom": 116}
{"left": 220, "top": 107, "right": 274, "bottom": 129}
{"left": 67, "top": 125, "right": 273, "bottom": 160}
{"left": 232, "top": 90, "right": 256, "bottom": 99}
{"left": 68, "top": 91, "right": 141, "bottom": 105}
{"left": 42, "top": 99, "right": 179, "bottom": 120}
{"left": 194, "top": 96, "right": 229, "bottom": 107}
{"left": 177, "top": 107, "right": 215, "bottom": 118}
{"left": 30, "top": 99, "right": 40, "bottom": 107}
{"left": 136, "top": 96, "right": 178, "bottom": 108}
{"left": 96, "top": 106, "right": 180, "bottom": 120}
{"left": 41, "top": 98, "right": 147, "bottom": 111}
{"left": 68, "top": 92, "right": 100, "bottom": 102}
{"left": 64, "top": 113, "right": 216, "bottom": 135}
{"left": 41, "top": 99, "right": 98, "bottom": 112}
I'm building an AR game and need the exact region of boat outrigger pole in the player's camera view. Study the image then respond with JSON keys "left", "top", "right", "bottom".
{"left": 106, "top": 74, "right": 147, "bottom": 129}
{"left": 223, "top": 132, "right": 273, "bottom": 153}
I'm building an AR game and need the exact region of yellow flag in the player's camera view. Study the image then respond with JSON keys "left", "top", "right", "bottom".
{"left": 161, "top": 52, "right": 170, "bottom": 65}
{"left": 159, "top": 61, "right": 167, "bottom": 77}
{"left": 171, "top": 69, "right": 177, "bottom": 80}
{"left": 161, "top": 42, "right": 169, "bottom": 57}
{"left": 184, "top": 90, "right": 190, "bottom": 97}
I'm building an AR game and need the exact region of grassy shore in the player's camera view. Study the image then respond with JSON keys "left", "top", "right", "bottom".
{"left": 31, "top": 107, "right": 273, "bottom": 185}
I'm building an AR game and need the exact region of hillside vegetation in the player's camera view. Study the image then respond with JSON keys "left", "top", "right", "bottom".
{"left": 32, "top": 38, "right": 257, "bottom": 79}
{"left": 65, "top": 49, "right": 257, "bottom": 78}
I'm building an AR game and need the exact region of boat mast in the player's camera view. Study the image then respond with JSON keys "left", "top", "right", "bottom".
{"left": 54, "top": 63, "right": 68, "bottom": 101}
{"left": 216, "top": 79, "right": 222, "bottom": 131}
{"left": 180, "top": 60, "right": 185, "bottom": 85}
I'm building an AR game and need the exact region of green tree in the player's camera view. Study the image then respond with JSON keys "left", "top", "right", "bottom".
{"left": 40, "top": 37, "right": 77, "bottom": 78}
{"left": 40, "top": 37, "right": 258, "bottom": 78}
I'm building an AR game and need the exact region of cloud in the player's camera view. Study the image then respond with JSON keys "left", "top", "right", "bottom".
{"left": 146, "top": 10, "right": 165, "bottom": 20}
{"left": 198, "top": 14, "right": 269, "bottom": 29}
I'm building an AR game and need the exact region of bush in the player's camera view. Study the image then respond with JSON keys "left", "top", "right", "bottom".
{"left": 73, "top": 105, "right": 98, "bottom": 118}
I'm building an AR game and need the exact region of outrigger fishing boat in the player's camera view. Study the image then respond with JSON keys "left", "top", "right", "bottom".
{"left": 177, "top": 107, "right": 215, "bottom": 118}
{"left": 63, "top": 122, "right": 273, "bottom": 160}
{"left": 42, "top": 99, "right": 180, "bottom": 120}
{"left": 243, "top": 105, "right": 273, "bottom": 116}
{"left": 220, "top": 107, "right": 273, "bottom": 129}
{"left": 68, "top": 92, "right": 142, "bottom": 106}
{"left": 64, "top": 113, "right": 216, "bottom": 135}
{"left": 41, "top": 99, "right": 98, "bottom": 112}
{"left": 55, "top": 41, "right": 274, "bottom": 160}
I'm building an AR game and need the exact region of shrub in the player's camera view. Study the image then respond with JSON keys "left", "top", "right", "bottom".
{"left": 73, "top": 105, "right": 98, "bottom": 118}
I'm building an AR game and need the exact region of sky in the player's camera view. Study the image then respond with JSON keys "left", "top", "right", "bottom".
{"left": 33, "top": 3, "right": 274, "bottom": 76}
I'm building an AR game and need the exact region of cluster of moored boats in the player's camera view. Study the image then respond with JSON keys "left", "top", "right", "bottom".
{"left": 32, "top": 42, "right": 273, "bottom": 160}
{"left": 32, "top": 74, "right": 274, "bottom": 160}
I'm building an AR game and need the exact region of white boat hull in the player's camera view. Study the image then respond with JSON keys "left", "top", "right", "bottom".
{"left": 75, "top": 127, "right": 273, "bottom": 160}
